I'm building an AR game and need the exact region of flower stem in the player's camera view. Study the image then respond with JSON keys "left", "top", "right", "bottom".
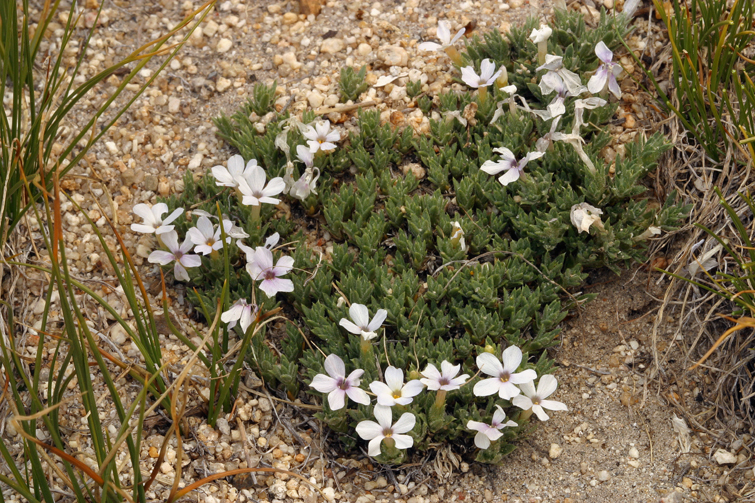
{"left": 477, "top": 86, "right": 487, "bottom": 105}
{"left": 518, "top": 408, "right": 534, "bottom": 422}
{"left": 444, "top": 46, "right": 463, "bottom": 66}
{"left": 250, "top": 203, "right": 261, "bottom": 224}
{"left": 537, "top": 42, "right": 547, "bottom": 66}
{"left": 360, "top": 336, "right": 372, "bottom": 357}
{"left": 432, "top": 389, "right": 447, "bottom": 411}
{"left": 210, "top": 249, "right": 221, "bottom": 261}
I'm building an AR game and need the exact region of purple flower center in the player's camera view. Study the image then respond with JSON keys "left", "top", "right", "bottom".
{"left": 264, "top": 269, "right": 277, "bottom": 280}
{"left": 499, "top": 371, "right": 510, "bottom": 383}
{"left": 174, "top": 251, "right": 183, "bottom": 260}
{"left": 337, "top": 377, "right": 349, "bottom": 390}
{"left": 383, "top": 428, "right": 393, "bottom": 438}
{"left": 532, "top": 397, "right": 541, "bottom": 405}
{"left": 439, "top": 377, "right": 451, "bottom": 386}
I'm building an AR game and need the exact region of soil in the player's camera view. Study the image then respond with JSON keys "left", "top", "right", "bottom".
{"left": 2, "top": 0, "right": 753, "bottom": 502}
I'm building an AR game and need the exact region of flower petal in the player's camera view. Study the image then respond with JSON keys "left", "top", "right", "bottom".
{"left": 501, "top": 346, "right": 523, "bottom": 372}
{"left": 498, "top": 168, "right": 521, "bottom": 186}
{"left": 327, "top": 389, "right": 346, "bottom": 410}
{"left": 367, "top": 309, "right": 388, "bottom": 331}
{"left": 148, "top": 250, "right": 175, "bottom": 265}
{"left": 349, "top": 304, "right": 370, "bottom": 330}
{"left": 595, "top": 41, "right": 613, "bottom": 63}
{"left": 384, "top": 367, "right": 404, "bottom": 391}
{"left": 537, "top": 374, "right": 559, "bottom": 398}
{"left": 473, "top": 378, "right": 502, "bottom": 397}
{"left": 392, "top": 412, "right": 416, "bottom": 434}
{"left": 323, "top": 354, "right": 345, "bottom": 379}
{"left": 477, "top": 352, "right": 504, "bottom": 377}
{"left": 541, "top": 399, "right": 568, "bottom": 412}
{"left": 532, "top": 404, "right": 550, "bottom": 421}
{"left": 392, "top": 433, "right": 414, "bottom": 451}
{"left": 367, "top": 437, "right": 384, "bottom": 457}
{"left": 587, "top": 67, "right": 609, "bottom": 94}
{"left": 402, "top": 380, "right": 425, "bottom": 398}
{"left": 259, "top": 277, "right": 294, "bottom": 297}
{"left": 339, "top": 318, "right": 363, "bottom": 335}
{"left": 510, "top": 369, "right": 537, "bottom": 385}
{"left": 345, "top": 386, "right": 370, "bottom": 406}
{"left": 480, "top": 159, "right": 506, "bottom": 175}
{"left": 373, "top": 405, "right": 393, "bottom": 429}
{"left": 512, "top": 395, "right": 533, "bottom": 410}
{"left": 356, "top": 420, "right": 383, "bottom": 441}
{"left": 162, "top": 208, "right": 184, "bottom": 226}
{"left": 418, "top": 41, "right": 442, "bottom": 51}
{"left": 461, "top": 66, "right": 481, "bottom": 88}
{"left": 310, "top": 374, "right": 338, "bottom": 393}
{"left": 474, "top": 431, "right": 491, "bottom": 449}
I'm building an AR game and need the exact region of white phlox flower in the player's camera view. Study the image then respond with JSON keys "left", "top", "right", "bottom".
{"left": 187, "top": 216, "right": 233, "bottom": 255}
{"left": 450, "top": 221, "right": 467, "bottom": 251}
{"left": 587, "top": 41, "right": 623, "bottom": 99}
{"left": 246, "top": 246, "right": 294, "bottom": 297}
{"left": 480, "top": 147, "right": 545, "bottom": 186}
{"left": 211, "top": 155, "right": 259, "bottom": 188}
{"left": 237, "top": 164, "right": 286, "bottom": 207}
{"left": 131, "top": 203, "right": 183, "bottom": 235}
{"left": 418, "top": 20, "right": 465, "bottom": 52}
{"left": 490, "top": 85, "right": 519, "bottom": 124}
{"left": 570, "top": 202, "right": 604, "bottom": 234}
{"left": 290, "top": 145, "right": 320, "bottom": 200}
{"left": 461, "top": 59, "right": 503, "bottom": 89}
{"left": 339, "top": 303, "right": 388, "bottom": 341}
{"left": 147, "top": 230, "right": 201, "bottom": 282}
{"left": 356, "top": 405, "right": 416, "bottom": 457}
{"left": 473, "top": 346, "right": 538, "bottom": 400}
{"left": 512, "top": 374, "right": 568, "bottom": 421}
{"left": 221, "top": 299, "right": 256, "bottom": 334}
{"left": 466, "top": 405, "right": 518, "bottom": 449}
{"left": 303, "top": 120, "right": 340, "bottom": 153}
{"left": 529, "top": 24, "right": 553, "bottom": 65}
{"left": 310, "top": 354, "right": 370, "bottom": 410}
{"left": 533, "top": 72, "right": 586, "bottom": 120}
{"left": 420, "top": 361, "right": 469, "bottom": 391}
{"left": 369, "top": 367, "right": 425, "bottom": 407}
{"left": 537, "top": 54, "right": 584, "bottom": 97}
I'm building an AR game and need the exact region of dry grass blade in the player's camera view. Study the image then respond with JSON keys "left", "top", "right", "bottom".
{"left": 688, "top": 315, "right": 755, "bottom": 370}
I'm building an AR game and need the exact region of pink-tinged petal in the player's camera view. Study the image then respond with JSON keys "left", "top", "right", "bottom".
{"left": 367, "top": 309, "right": 388, "bottom": 331}
{"left": 437, "top": 20, "right": 451, "bottom": 44}
{"left": 587, "top": 67, "right": 609, "bottom": 94}
{"left": 477, "top": 352, "right": 504, "bottom": 377}
{"left": 221, "top": 303, "right": 243, "bottom": 323}
{"left": 132, "top": 203, "right": 157, "bottom": 223}
{"left": 510, "top": 368, "right": 537, "bottom": 385}
{"left": 492, "top": 405, "right": 507, "bottom": 425}
{"left": 327, "top": 389, "right": 346, "bottom": 410}
{"left": 324, "top": 354, "right": 345, "bottom": 379}
{"left": 450, "top": 27, "right": 465, "bottom": 45}
{"left": 512, "top": 395, "right": 533, "bottom": 410}
{"left": 440, "top": 360, "right": 460, "bottom": 377}
{"left": 402, "top": 380, "right": 425, "bottom": 398}
{"left": 161, "top": 231, "right": 181, "bottom": 252}
{"left": 518, "top": 380, "right": 537, "bottom": 397}
{"left": 259, "top": 278, "right": 294, "bottom": 297}
{"left": 473, "top": 378, "right": 502, "bottom": 397}
{"left": 541, "top": 399, "right": 568, "bottom": 412}
{"left": 486, "top": 428, "right": 504, "bottom": 443}
{"left": 461, "top": 66, "right": 481, "bottom": 88}
{"left": 227, "top": 155, "right": 245, "bottom": 176}
{"left": 187, "top": 227, "right": 207, "bottom": 246}
{"left": 263, "top": 177, "right": 286, "bottom": 197}
{"left": 367, "top": 437, "right": 384, "bottom": 457}
{"left": 608, "top": 75, "right": 622, "bottom": 99}
{"left": 148, "top": 250, "right": 175, "bottom": 265}
{"left": 418, "top": 41, "right": 442, "bottom": 51}
{"left": 349, "top": 304, "right": 370, "bottom": 330}
{"left": 501, "top": 346, "right": 523, "bottom": 372}
{"left": 310, "top": 374, "right": 338, "bottom": 393}
{"left": 302, "top": 126, "right": 318, "bottom": 142}
{"left": 373, "top": 405, "right": 393, "bottom": 429}
{"left": 162, "top": 208, "right": 184, "bottom": 226}
{"left": 346, "top": 386, "right": 370, "bottom": 405}
{"left": 131, "top": 223, "right": 157, "bottom": 234}
{"left": 384, "top": 367, "right": 404, "bottom": 391}
{"left": 392, "top": 412, "right": 416, "bottom": 434}
{"left": 498, "top": 381, "right": 521, "bottom": 400}
{"left": 480, "top": 159, "right": 506, "bottom": 175}
{"left": 595, "top": 41, "right": 613, "bottom": 63}
{"left": 318, "top": 141, "right": 337, "bottom": 152}
{"left": 239, "top": 307, "right": 254, "bottom": 333}
{"left": 173, "top": 262, "right": 190, "bottom": 282}
{"left": 196, "top": 216, "right": 214, "bottom": 237}
{"left": 253, "top": 247, "right": 274, "bottom": 271}
{"left": 212, "top": 166, "right": 236, "bottom": 186}
{"left": 420, "top": 363, "right": 441, "bottom": 382}
{"left": 237, "top": 242, "right": 255, "bottom": 261}
{"left": 325, "top": 130, "right": 340, "bottom": 143}
{"left": 392, "top": 433, "right": 414, "bottom": 451}
{"left": 467, "top": 420, "right": 487, "bottom": 434}
{"left": 179, "top": 254, "right": 202, "bottom": 269}
{"left": 356, "top": 420, "right": 383, "bottom": 441}
{"left": 532, "top": 404, "right": 550, "bottom": 421}
{"left": 339, "top": 318, "right": 363, "bottom": 335}
{"left": 474, "top": 431, "right": 492, "bottom": 449}
{"left": 273, "top": 255, "right": 294, "bottom": 274}
{"left": 498, "top": 168, "right": 521, "bottom": 186}
{"left": 525, "top": 151, "right": 546, "bottom": 163}
{"left": 537, "top": 374, "right": 559, "bottom": 398}
{"left": 178, "top": 237, "right": 195, "bottom": 255}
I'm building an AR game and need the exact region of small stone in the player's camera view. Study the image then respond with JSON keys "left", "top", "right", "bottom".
{"left": 484, "top": 489, "right": 493, "bottom": 502}
{"left": 597, "top": 470, "right": 610, "bottom": 481}
{"left": 549, "top": 443, "right": 563, "bottom": 459}
{"left": 105, "top": 141, "right": 119, "bottom": 155}
{"left": 136, "top": 244, "right": 152, "bottom": 259}
{"left": 322, "top": 487, "right": 335, "bottom": 502}
{"left": 510, "top": 0, "right": 523, "bottom": 7}
{"left": 273, "top": 54, "right": 284, "bottom": 66}
{"left": 629, "top": 446, "right": 640, "bottom": 458}
{"left": 216, "top": 418, "right": 231, "bottom": 436}
{"left": 188, "top": 153, "right": 204, "bottom": 170}
{"left": 144, "top": 175, "right": 159, "bottom": 192}
{"left": 357, "top": 43, "right": 372, "bottom": 56}
{"left": 604, "top": 0, "right": 614, "bottom": 8}
{"left": 376, "top": 476, "right": 388, "bottom": 488}
{"left": 216, "top": 77, "right": 231, "bottom": 92}
{"left": 378, "top": 45, "right": 409, "bottom": 67}
{"left": 257, "top": 437, "right": 268, "bottom": 448}
{"left": 682, "top": 477, "right": 693, "bottom": 489}
{"left": 624, "top": 114, "right": 636, "bottom": 128}
{"left": 158, "top": 178, "right": 170, "bottom": 196}
{"left": 282, "top": 12, "right": 298, "bottom": 24}
{"left": 148, "top": 446, "right": 159, "bottom": 458}
{"left": 401, "top": 163, "right": 425, "bottom": 180}
{"left": 628, "top": 459, "right": 641, "bottom": 468}
{"left": 320, "top": 38, "right": 344, "bottom": 54}
{"left": 203, "top": 20, "right": 219, "bottom": 37}
{"left": 168, "top": 97, "right": 181, "bottom": 113}
{"left": 307, "top": 90, "right": 325, "bottom": 108}
{"left": 160, "top": 462, "right": 173, "bottom": 474}
{"left": 282, "top": 52, "right": 302, "bottom": 70}
{"left": 714, "top": 449, "right": 738, "bottom": 465}
{"left": 216, "top": 38, "right": 233, "bottom": 53}
{"left": 299, "top": 0, "right": 322, "bottom": 15}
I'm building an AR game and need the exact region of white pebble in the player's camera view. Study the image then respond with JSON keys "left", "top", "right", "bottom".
{"left": 216, "top": 38, "right": 233, "bottom": 53}
{"left": 320, "top": 38, "right": 345, "bottom": 54}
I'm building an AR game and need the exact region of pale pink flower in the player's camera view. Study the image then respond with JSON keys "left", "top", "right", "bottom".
{"left": 587, "top": 42, "right": 622, "bottom": 99}
{"left": 537, "top": 55, "right": 584, "bottom": 97}
{"left": 310, "top": 354, "right": 370, "bottom": 410}
{"left": 480, "top": 147, "right": 545, "bottom": 186}
{"left": 221, "top": 299, "right": 256, "bottom": 333}
{"left": 512, "top": 374, "right": 568, "bottom": 421}
{"left": 147, "top": 230, "right": 201, "bottom": 282}
{"left": 473, "top": 346, "right": 537, "bottom": 400}
{"left": 339, "top": 303, "right": 388, "bottom": 341}
{"left": 466, "top": 405, "right": 518, "bottom": 449}
{"left": 420, "top": 361, "right": 469, "bottom": 391}
{"left": 131, "top": 203, "right": 183, "bottom": 235}
{"left": 186, "top": 216, "right": 233, "bottom": 255}
{"left": 369, "top": 367, "right": 425, "bottom": 407}
{"left": 246, "top": 246, "right": 294, "bottom": 297}
{"left": 356, "top": 405, "right": 416, "bottom": 457}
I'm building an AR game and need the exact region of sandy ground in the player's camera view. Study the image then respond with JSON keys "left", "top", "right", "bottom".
{"left": 2, "top": 0, "right": 753, "bottom": 502}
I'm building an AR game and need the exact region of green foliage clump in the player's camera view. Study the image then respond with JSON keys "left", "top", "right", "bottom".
{"left": 169, "top": 10, "right": 688, "bottom": 465}
{"left": 339, "top": 65, "right": 369, "bottom": 102}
